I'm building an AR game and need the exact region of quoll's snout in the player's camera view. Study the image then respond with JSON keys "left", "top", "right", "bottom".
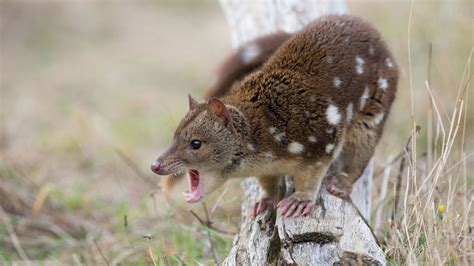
{"left": 150, "top": 160, "right": 162, "bottom": 174}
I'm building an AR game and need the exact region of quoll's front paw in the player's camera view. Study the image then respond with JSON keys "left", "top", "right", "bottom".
{"left": 277, "top": 192, "right": 316, "bottom": 218}
{"left": 251, "top": 197, "right": 277, "bottom": 219}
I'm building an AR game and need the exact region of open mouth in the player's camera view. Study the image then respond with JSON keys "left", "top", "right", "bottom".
{"left": 183, "top": 169, "right": 202, "bottom": 203}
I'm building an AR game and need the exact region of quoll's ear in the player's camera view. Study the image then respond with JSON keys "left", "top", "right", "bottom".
{"left": 207, "top": 98, "right": 236, "bottom": 134}
{"left": 188, "top": 94, "right": 199, "bottom": 110}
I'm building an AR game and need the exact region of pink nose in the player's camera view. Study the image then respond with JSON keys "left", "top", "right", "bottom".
{"left": 151, "top": 161, "right": 161, "bottom": 174}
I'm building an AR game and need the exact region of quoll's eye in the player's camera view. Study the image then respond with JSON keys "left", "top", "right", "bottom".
{"left": 190, "top": 140, "right": 202, "bottom": 150}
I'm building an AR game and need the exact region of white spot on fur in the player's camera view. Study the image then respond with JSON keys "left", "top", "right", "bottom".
{"left": 309, "top": 95, "right": 316, "bottom": 102}
{"left": 326, "top": 128, "right": 334, "bottom": 134}
{"left": 247, "top": 143, "right": 256, "bottom": 151}
{"left": 325, "top": 144, "right": 335, "bottom": 153}
{"left": 241, "top": 44, "right": 260, "bottom": 63}
{"left": 288, "top": 141, "right": 304, "bottom": 154}
{"left": 326, "top": 104, "right": 341, "bottom": 125}
{"left": 264, "top": 152, "right": 274, "bottom": 159}
{"left": 385, "top": 58, "right": 394, "bottom": 68}
{"left": 373, "top": 112, "right": 385, "bottom": 125}
{"left": 355, "top": 56, "right": 364, "bottom": 74}
{"left": 308, "top": 136, "right": 317, "bottom": 143}
{"left": 269, "top": 127, "right": 277, "bottom": 134}
{"left": 369, "top": 46, "right": 375, "bottom": 56}
{"left": 304, "top": 110, "right": 311, "bottom": 117}
{"left": 378, "top": 77, "right": 389, "bottom": 91}
{"left": 346, "top": 103, "right": 354, "bottom": 123}
{"left": 360, "top": 86, "right": 370, "bottom": 110}
{"left": 334, "top": 77, "right": 342, "bottom": 88}
{"left": 327, "top": 56, "right": 334, "bottom": 63}
{"left": 274, "top": 132, "right": 286, "bottom": 142}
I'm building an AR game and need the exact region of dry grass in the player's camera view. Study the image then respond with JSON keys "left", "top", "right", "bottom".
{"left": 0, "top": 0, "right": 472, "bottom": 264}
{"left": 376, "top": 48, "right": 473, "bottom": 264}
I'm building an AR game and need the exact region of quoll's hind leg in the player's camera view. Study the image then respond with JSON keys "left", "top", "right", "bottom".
{"left": 327, "top": 98, "right": 385, "bottom": 199}
{"left": 252, "top": 175, "right": 280, "bottom": 218}
{"left": 277, "top": 162, "right": 331, "bottom": 218}
{"left": 326, "top": 173, "right": 353, "bottom": 199}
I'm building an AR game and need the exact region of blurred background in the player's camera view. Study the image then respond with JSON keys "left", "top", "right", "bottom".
{"left": 0, "top": 0, "right": 472, "bottom": 264}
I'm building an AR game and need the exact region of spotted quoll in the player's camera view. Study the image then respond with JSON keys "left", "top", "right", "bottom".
{"left": 151, "top": 15, "right": 398, "bottom": 218}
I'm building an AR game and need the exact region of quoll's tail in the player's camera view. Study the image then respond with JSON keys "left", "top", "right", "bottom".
{"left": 204, "top": 32, "right": 292, "bottom": 99}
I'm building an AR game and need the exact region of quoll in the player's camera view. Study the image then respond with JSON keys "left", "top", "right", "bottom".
{"left": 151, "top": 15, "right": 398, "bottom": 218}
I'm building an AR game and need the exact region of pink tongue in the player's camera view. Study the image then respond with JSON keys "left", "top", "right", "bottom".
{"left": 185, "top": 170, "right": 202, "bottom": 203}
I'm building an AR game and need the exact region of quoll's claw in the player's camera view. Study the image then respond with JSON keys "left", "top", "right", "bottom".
{"left": 251, "top": 198, "right": 277, "bottom": 218}
{"left": 277, "top": 196, "right": 315, "bottom": 218}
{"left": 326, "top": 174, "right": 352, "bottom": 199}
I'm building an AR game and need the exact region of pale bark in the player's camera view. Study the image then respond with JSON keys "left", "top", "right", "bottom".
{"left": 220, "top": 0, "right": 348, "bottom": 47}
{"left": 220, "top": 0, "right": 385, "bottom": 264}
{"left": 223, "top": 177, "right": 386, "bottom": 265}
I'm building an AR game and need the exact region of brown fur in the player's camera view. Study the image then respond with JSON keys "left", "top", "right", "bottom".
{"left": 162, "top": 33, "right": 289, "bottom": 193}
{"left": 205, "top": 32, "right": 292, "bottom": 99}
{"left": 153, "top": 15, "right": 398, "bottom": 217}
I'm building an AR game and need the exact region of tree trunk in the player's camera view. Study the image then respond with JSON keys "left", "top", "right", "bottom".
{"left": 219, "top": 0, "right": 386, "bottom": 265}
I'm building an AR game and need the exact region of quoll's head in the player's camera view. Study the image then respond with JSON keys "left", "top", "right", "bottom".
{"left": 151, "top": 95, "right": 239, "bottom": 203}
